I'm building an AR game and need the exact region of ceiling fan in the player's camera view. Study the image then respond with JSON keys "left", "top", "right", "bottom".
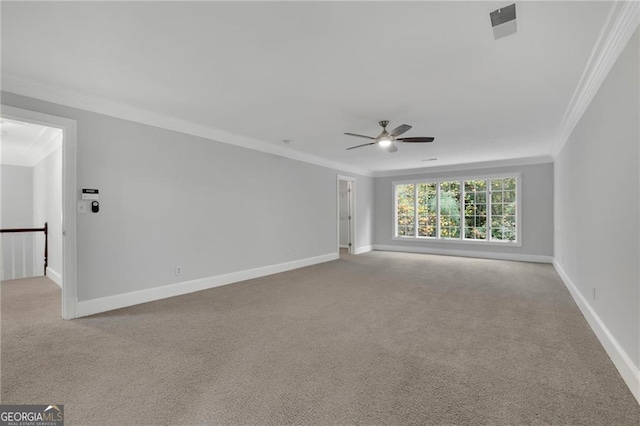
{"left": 344, "top": 120, "right": 434, "bottom": 153}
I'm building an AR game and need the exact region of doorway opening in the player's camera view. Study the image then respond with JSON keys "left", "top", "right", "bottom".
{"left": 337, "top": 175, "right": 355, "bottom": 255}
{"left": 1, "top": 119, "right": 61, "bottom": 284}
{"left": 0, "top": 105, "right": 77, "bottom": 319}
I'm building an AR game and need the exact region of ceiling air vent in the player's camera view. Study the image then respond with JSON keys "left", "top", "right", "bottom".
{"left": 490, "top": 4, "right": 517, "bottom": 40}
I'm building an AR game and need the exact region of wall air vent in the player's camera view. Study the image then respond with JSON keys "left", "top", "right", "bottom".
{"left": 490, "top": 4, "right": 517, "bottom": 40}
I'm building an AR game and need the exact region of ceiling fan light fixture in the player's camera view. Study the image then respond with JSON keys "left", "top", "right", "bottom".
{"left": 344, "top": 121, "right": 434, "bottom": 152}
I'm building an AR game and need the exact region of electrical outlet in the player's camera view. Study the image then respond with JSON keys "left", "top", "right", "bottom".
{"left": 175, "top": 265, "right": 182, "bottom": 276}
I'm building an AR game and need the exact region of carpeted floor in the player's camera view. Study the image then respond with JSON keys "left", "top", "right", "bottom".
{"left": 2, "top": 251, "right": 639, "bottom": 425}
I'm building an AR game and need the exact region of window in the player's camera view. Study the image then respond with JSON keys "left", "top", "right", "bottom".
{"left": 417, "top": 183, "right": 437, "bottom": 237}
{"left": 464, "top": 180, "right": 487, "bottom": 240}
{"left": 396, "top": 184, "right": 415, "bottom": 237}
{"left": 439, "top": 181, "right": 461, "bottom": 238}
{"left": 490, "top": 177, "right": 517, "bottom": 241}
{"left": 394, "top": 175, "right": 519, "bottom": 244}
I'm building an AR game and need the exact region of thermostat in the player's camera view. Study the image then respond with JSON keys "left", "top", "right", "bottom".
{"left": 82, "top": 189, "right": 99, "bottom": 200}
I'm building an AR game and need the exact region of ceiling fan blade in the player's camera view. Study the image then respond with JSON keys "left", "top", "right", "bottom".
{"left": 396, "top": 137, "right": 435, "bottom": 143}
{"left": 388, "top": 124, "right": 412, "bottom": 138}
{"left": 346, "top": 142, "right": 376, "bottom": 150}
{"left": 386, "top": 143, "right": 398, "bottom": 153}
{"left": 344, "top": 132, "right": 375, "bottom": 140}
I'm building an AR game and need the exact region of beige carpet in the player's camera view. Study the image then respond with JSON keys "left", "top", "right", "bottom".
{"left": 2, "top": 251, "right": 639, "bottom": 425}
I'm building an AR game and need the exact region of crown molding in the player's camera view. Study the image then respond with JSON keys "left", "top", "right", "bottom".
{"left": 0, "top": 121, "right": 63, "bottom": 167}
{"left": 22, "top": 127, "right": 63, "bottom": 167}
{"left": 372, "top": 155, "right": 553, "bottom": 178}
{"left": 1, "top": 74, "right": 374, "bottom": 177}
{"left": 551, "top": 0, "right": 640, "bottom": 158}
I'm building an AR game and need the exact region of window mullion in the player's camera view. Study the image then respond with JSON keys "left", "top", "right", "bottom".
{"left": 414, "top": 184, "right": 419, "bottom": 237}
{"left": 460, "top": 180, "right": 464, "bottom": 240}
{"left": 488, "top": 180, "right": 492, "bottom": 241}
{"left": 436, "top": 182, "right": 441, "bottom": 239}
{"left": 393, "top": 185, "right": 397, "bottom": 237}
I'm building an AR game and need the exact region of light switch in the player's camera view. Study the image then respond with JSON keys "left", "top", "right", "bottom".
{"left": 77, "top": 201, "right": 88, "bottom": 213}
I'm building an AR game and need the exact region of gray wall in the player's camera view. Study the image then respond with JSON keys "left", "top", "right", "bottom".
{"left": 1, "top": 164, "right": 36, "bottom": 280}
{"left": 1, "top": 91, "right": 373, "bottom": 301}
{"left": 339, "top": 180, "right": 349, "bottom": 246}
{"left": 33, "top": 145, "right": 63, "bottom": 281}
{"left": 374, "top": 163, "right": 554, "bottom": 257}
{"left": 1, "top": 164, "right": 33, "bottom": 228}
{"left": 554, "top": 29, "right": 639, "bottom": 368}
{"left": 355, "top": 175, "right": 374, "bottom": 251}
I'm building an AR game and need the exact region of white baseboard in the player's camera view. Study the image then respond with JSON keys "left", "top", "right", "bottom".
{"left": 46, "top": 267, "right": 62, "bottom": 287}
{"left": 76, "top": 252, "right": 339, "bottom": 318}
{"left": 353, "top": 245, "right": 373, "bottom": 255}
{"left": 339, "top": 244, "right": 349, "bottom": 249}
{"left": 372, "top": 244, "right": 552, "bottom": 263}
{"left": 553, "top": 260, "right": 640, "bottom": 404}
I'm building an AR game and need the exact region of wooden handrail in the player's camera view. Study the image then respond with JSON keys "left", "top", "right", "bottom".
{"left": 0, "top": 223, "right": 48, "bottom": 276}
{"left": 0, "top": 227, "right": 46, "bottom": 233}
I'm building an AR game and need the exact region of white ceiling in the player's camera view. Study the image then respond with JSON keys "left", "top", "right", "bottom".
{"left": 0, "top": 118, "right": 62, "bottom": 167}
{"left": 1, "top": 1, "right": 614, "bottom": 173}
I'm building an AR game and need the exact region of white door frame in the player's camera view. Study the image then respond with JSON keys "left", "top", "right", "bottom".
{"left": 336, "top": 174, "right": 356, "bottom": 255}
{"left": 1, "top": 105, "right": 78, "bottom": 319}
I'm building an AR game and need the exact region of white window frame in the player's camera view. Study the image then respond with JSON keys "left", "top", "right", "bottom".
{"left": 392, "top": 172, "right": 522, "bottom": 247}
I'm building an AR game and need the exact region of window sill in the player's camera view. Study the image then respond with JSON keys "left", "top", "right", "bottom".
{"left": 391, "top": 236, "right": 522, "bottom": 248}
